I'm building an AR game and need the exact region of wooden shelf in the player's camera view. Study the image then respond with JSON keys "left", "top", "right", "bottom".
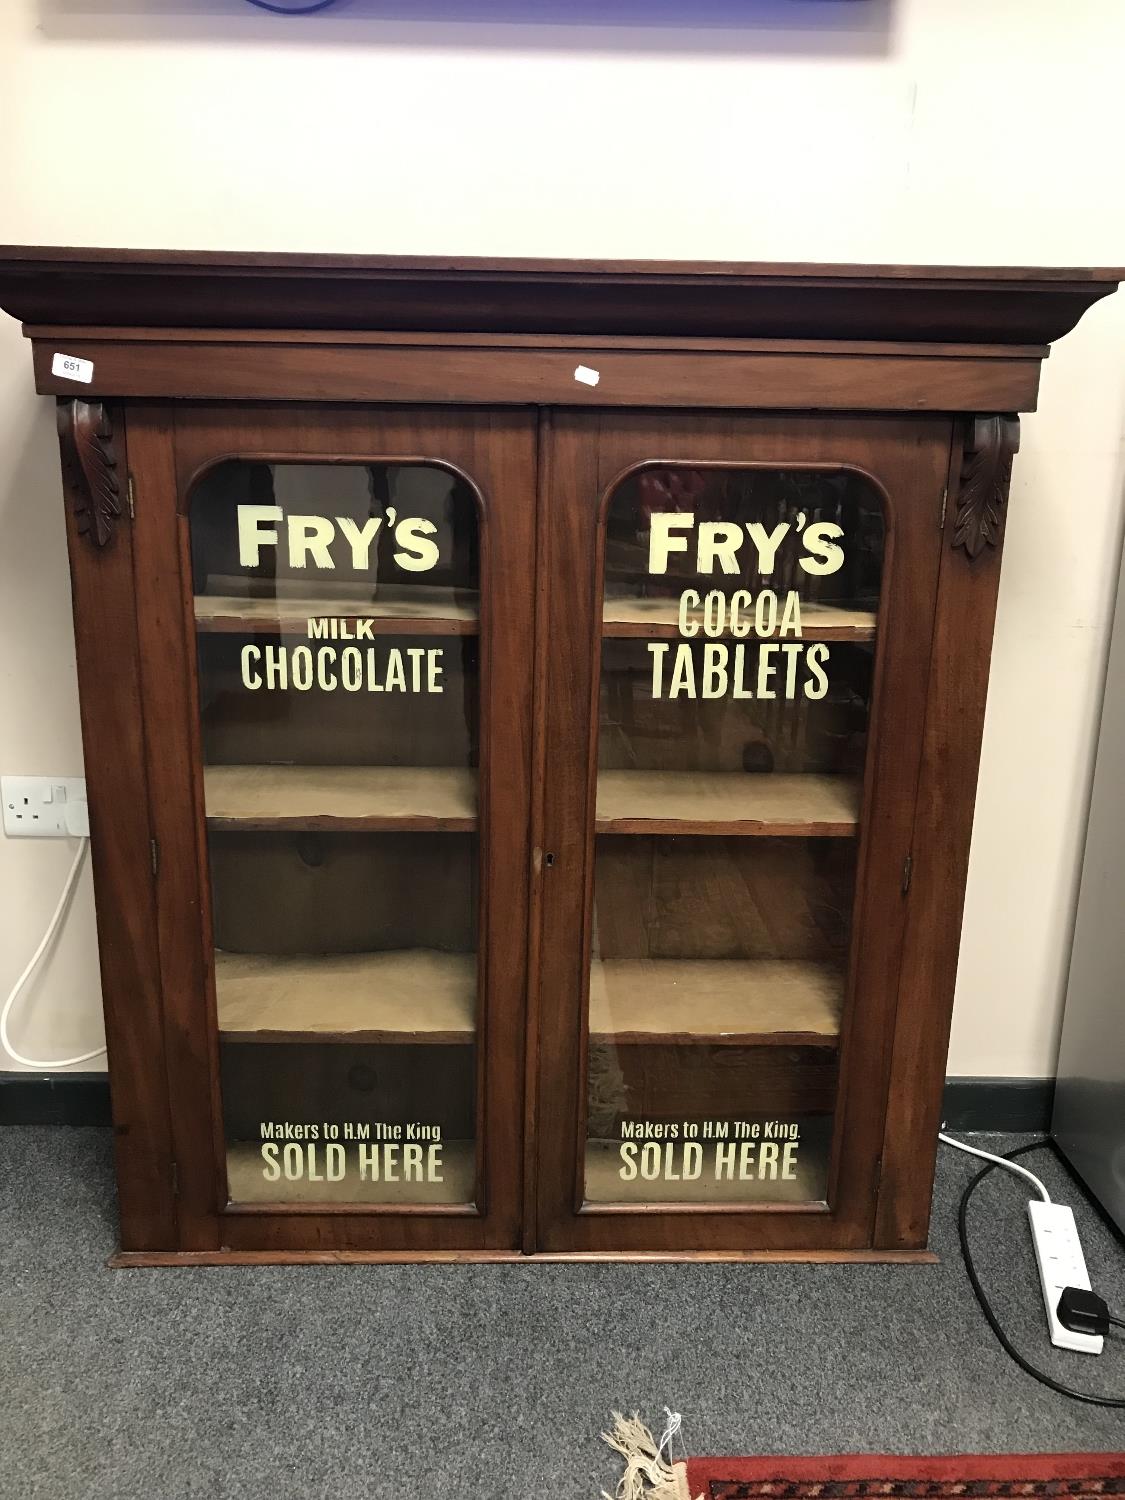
{"left": 226, "top": 1138, "right": 476, "bottom": 1205}
{"left": 204, "top": 764, "right": 477, "bottom": 831}
{"left": 583, "top": 1126, "right": 829, "bottom": 1206}
{"left": 595, "top": 771, "right": 859, "bottom": 836}
{"left": 603, "top": 596, "right": 876, "bottom": 642}
{"left": 195, "top": 585, "right": 478, "bottom": 636}
{"left": 215, "top": 952, "right": 838, "bottom": 1049}
{"left": 589, "top": 959, "right": 843, "bottom": 1047}
{"left": 216, "top": 949, "right": 476, "bottom": 1043}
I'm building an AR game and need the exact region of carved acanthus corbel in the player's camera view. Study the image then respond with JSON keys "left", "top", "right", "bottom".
{"left": 952, "top": 414, "right": 1020, "bottom": 558}
{"left": 57, "top": 399, "right": 121, "bottom": 548}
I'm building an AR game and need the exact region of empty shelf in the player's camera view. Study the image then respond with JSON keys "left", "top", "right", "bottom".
{"left": 216, "top": 949, "right": 476, "bottom": 1043}
{"left": 204, "top": 764, "right": 477, "bottom": 831}
{"left": 602, "top": 596, "right": 876, "bottom": 642}
{"left": 195, "top": 585, "right": 478, "bottom": 635}
{"left": 595, "top": 771, "right": 859, "bottom": 836}
{"left": 589, "top": 959, "right": 843, "bottom": 1046}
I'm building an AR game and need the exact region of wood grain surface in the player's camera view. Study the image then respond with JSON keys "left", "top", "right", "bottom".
{"left": 588, "top": 958, "right": 843, "bottom": 1045}
{"left": 203, "top": 764, "right": 478, "bottom": 831}
{"left": 595, "top": 771, "right": 860, "bottom": 835}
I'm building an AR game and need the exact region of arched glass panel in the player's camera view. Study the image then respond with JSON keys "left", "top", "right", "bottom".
{"left": 586, "top": 466, "right": 884, "bottom": 1206}
{"left": 190, "top": 460, "right": 480, "bottom": 1206}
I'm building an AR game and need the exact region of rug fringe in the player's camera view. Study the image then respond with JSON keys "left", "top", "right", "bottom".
{"left": 600, "top": 1412, "right": 700, "bottom": 1500}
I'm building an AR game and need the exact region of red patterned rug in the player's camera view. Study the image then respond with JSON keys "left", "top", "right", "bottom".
{"left": 680, "top": 1453, "right": 1125, "bottom": 1500}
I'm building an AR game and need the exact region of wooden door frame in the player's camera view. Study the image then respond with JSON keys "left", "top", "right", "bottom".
{"left": 125, "top": 402, "right": 537, "bottom": 1254}
{"left": 55, "top": 399, "right": 178, "bottom": 1251}
{"left": 532, "top": 409, "right": 955, "bottom": 1255}
{"left": 872, "top": 415, "right": 1015, "bottom": 1249}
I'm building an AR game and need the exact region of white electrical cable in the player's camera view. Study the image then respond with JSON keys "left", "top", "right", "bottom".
{"left": 939, "top": 1129, "right": 1051, "bottom": 1203}
{"left": 0, "top": 838, "right": 106, "bottom": 1069}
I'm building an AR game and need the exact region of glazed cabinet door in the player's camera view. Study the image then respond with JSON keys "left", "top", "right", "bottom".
{"left": 533, "top": 411, "right": 953, "bottom": 1255}
{"left": 129, "top": 404, "right": 536, "bottom": 1254}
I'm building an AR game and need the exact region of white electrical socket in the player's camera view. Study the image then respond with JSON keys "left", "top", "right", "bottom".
{"left": 1027, "top": 1199, "right": 1104, "bottom": 1355}
{"left": 1, "top": 776, "right": 88, "bottom": 839}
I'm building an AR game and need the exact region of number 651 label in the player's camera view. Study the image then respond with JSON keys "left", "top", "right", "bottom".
{"left": 51, "top": 352, "right": 94, "bottom": 384}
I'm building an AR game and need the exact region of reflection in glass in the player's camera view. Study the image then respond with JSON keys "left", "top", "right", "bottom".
{"left": 586, "top": 466, "right": 884, "bottom": 1205}
{"left": 190, "top": 460, "right": 480, "bottom": 1205}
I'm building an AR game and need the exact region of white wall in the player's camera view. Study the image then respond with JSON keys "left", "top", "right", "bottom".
{"left": 1, "top": 0, "right": 1123, "bottom": 1076}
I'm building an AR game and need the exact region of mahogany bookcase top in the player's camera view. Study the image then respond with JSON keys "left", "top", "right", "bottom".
{"left": 0, "top": 246, "right": 1121, "bottom": 343}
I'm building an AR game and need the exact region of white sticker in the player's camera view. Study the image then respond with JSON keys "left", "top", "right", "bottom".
{"left": 574, "top": 364, "right": 601, "bottom": 387}
{"left": 52, "top": 352, "right": 94, "bottom": 384}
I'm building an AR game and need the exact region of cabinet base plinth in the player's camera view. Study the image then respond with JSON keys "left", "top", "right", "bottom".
{"left": 109, "top": 1247, "right": 938, "bottom": 1267}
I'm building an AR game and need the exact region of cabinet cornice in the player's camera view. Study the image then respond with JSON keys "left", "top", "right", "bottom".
{"left": 0, "top": 247, "right": 1120, "bottom": 348}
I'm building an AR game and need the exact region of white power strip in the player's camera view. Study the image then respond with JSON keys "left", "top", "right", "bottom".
{"left": 1027, "top": 1199, "right": 1104, "bottom": 1355}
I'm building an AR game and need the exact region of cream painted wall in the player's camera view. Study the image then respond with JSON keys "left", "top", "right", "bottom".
{"left": 0, "top": 0, "right": 1122, "bottom": 1076}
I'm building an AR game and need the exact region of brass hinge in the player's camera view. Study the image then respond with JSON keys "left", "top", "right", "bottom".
{"left": 150, "top": 837, "right": 159, "bottom": 877}
{"left": 939, "top": 486, "right": 948, "bottom": 530}
{"left": 127, "top": 474, "right": 136, "bottom": 521}
{"left": 902, "top": 853, "right": 913, "bottom": 896}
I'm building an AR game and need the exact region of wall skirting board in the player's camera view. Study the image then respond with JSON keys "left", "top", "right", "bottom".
{"left": 941, "top": 1076, "right": 1056, "bottom": 1132}
{"left": 1, "top": 1073, "right": 113, "bottom": 1127}
{"left": 0, "top": 1073, "right": 1055, "bottom": 1132}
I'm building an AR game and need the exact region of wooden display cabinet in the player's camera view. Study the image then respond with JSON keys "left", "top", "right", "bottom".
{"left": 0, "top": 250, "right": 1119, "bottom": 1264}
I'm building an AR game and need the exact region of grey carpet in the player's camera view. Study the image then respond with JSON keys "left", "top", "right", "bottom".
{"left": 0, "top": 1128, "right": 1122, "bottom": 1500}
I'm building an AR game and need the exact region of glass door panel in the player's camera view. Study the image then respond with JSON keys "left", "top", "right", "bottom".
{"left": 586, "top": 465, "right": 883, "bottom": 1207}
{"left": 190, "top": 458, "right": 481, "bottom": 1207}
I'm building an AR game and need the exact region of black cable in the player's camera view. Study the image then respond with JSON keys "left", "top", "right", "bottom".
{"left": 955, "top": 1138, "right": 1125, "bottom": 1407}
{"left": 244, "top": 0, "right": 339, "bottom": 14}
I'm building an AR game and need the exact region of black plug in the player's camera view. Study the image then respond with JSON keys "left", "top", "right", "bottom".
{"left": 1057, "top": 1286, "right": 1110, "bottom": 1337}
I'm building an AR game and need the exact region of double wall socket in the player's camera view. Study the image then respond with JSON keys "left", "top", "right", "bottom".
{"left": 1, "top": 776, "right": 88, "bottom": 838}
